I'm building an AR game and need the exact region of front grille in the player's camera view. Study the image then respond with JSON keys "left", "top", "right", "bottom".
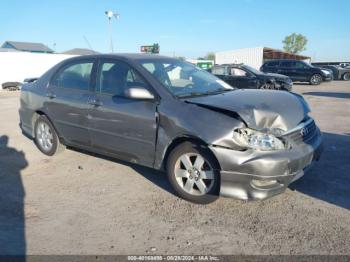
{"left": 284, "top": 120, "right": 317, "bottom": 144}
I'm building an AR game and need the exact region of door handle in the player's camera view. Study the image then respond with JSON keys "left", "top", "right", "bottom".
{"left": 87, "top": 99, "right": 103, "bottom": 107}
{"left": 46, "top": 92, "right": 56, "bottom": 99}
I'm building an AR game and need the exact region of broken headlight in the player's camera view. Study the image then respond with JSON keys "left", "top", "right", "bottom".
{"left": 233, "top": 128, "right": 285, "bottom": 151}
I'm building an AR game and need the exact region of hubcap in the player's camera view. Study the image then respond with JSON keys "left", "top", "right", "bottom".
{"left": 174, "top": 153, "right": 215, "bottom": 196}
{"left": 36, "top": 122, "right": 53, "bottom": 151}
{"left": 311, "top": 75, "right": 322, "bottom": 84}
{"left": 344, "top": 73, "right": 350, "bottom": 81}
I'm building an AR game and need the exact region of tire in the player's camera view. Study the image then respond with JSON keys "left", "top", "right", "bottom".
{"left": 342, "top": 72, "right": 350, "bottom": 81}
{"left": 309, "top": 74, "right": 322, "bottom": 85}
{"left": 259, "top": 82, "right": 274, "bottom": 90}
{"left": 34, "top": 115, "right": 64, "bottom": 156}
{"left": 166, "top": 142, "right": 220, "bottom": 204}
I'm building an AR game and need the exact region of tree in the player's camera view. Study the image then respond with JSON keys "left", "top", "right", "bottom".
{"left": 283, "top": 33, "right": 307, "bottom": 54}
{"left": 176, "top": 56, "right": 186, "bottom": 61}
{"left": 204, "top": 52, "right": 215, "bottom": 61}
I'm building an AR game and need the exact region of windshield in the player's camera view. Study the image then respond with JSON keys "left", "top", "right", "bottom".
{"left": 139, "top": 59, "right": 235, "bottom": 98}
{"left": 243, "top": 65, "right": 263, "bottom": 75}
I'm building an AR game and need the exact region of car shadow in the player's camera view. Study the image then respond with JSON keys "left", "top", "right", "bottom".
{"left": 69, "top": 147, "right": 176, "bottom": 197}
{"left": 0, "top": 135, "right": 27, "bottom": 258}
{"left": 303, "top": 92, "right": 350, "bottom": 99}
{"left": 290, "top": 132, "right": 350, "bottom": 210}
{"left": 293, "top": 82, "right": 311, "bottom": 86}
{"left": 71, "top": 131, "right": 350, "bottom": 211}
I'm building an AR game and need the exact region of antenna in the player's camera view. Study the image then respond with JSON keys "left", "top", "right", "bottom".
{"left": 83, "top": 35, "right": 94, "bottom": 51}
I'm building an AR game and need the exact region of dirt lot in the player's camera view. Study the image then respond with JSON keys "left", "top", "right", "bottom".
{"left": 0, "top": 81, "right": 349, "bottom": 255}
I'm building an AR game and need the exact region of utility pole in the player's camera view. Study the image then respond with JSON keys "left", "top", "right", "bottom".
{"left": 105, "top": 10, "right": 120, "bottom": 53}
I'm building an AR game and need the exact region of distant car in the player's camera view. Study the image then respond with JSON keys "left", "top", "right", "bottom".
{"left": 210, "top": 64, "right": 293, "bottom": 91}
{"left": 335, "top": 66, "right": 350, "bottom": 81}
{"left": 339, "top": 63, "right": 350, "bottom": 68}
{"left": 317, "top": 65, "right": 350, "bottom": 81}
{"left": 260, "top": 60, "right": 333, "bottom": 85}
{"left": 1, "top": 82, "right": 22, "bottom": 91}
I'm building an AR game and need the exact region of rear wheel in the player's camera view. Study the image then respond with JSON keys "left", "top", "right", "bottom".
{"left": 342, "top": 72, "right": 350, "bottom": 81}
{"left": 310, "top": 74, "right": 322, "bottom": 85}
{"left": 166, "top": 142, "right": 220, "bottom": 204}
{"left": 34, "top": 115, "right": 64, "bottom": 156}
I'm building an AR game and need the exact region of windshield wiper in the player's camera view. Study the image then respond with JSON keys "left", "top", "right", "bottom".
{"left": 177, "top": 88, "right": 234, "bottom": 98}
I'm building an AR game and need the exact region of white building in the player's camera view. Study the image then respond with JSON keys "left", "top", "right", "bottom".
{"left": 215, "top": 47, "right": 311, "bottom": 70}
{"left": 0, "top": 52, "right": 75, "bottom": 88}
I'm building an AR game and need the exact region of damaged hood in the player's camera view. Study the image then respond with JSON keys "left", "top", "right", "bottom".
{"left": 186, "top": 89, "right": 309, "bottom": 131}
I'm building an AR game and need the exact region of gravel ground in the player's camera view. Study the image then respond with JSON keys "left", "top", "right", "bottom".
{"left": 0, "top": 81, "right": 349, "bottom": 255}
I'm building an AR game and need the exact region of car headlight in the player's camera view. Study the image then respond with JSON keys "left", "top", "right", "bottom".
{"left": 321, "top": 70, "right": 330, "bottom": 75}
{"left": 233, "top": 128, "right": 285, "bottom": 151}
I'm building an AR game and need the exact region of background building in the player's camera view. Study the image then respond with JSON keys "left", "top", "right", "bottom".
{"left": 62, "top": 48, "right": 99, "bottom": 55}
{"left": 215, "top": 47, "right": 311, "bottom": 69}
{"left": 1, "top": 41, "right": 54, "bottom": 53}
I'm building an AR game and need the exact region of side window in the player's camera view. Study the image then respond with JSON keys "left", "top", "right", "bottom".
{"left": 280, "top": 61, "right": 295, "bottom": 68}
{"left": 295, "top": 62, "right": 307, "bottom": 69}
{"left": 266, "top": 61, "right": 279, "bottom": 67}
{"left": 52, "top": 62, "right": 93, "bottom": 90}
{"left": 212, "top": 66, "right": 226, "bottom": 75}
{"left": 98, "top": 61, "right": 149, "bottom": 96}
{"left": 230, "top": 68, "right": 248, "bottom": 76}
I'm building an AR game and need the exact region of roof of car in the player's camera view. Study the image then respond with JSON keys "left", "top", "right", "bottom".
{"left": 69, "top": 53, "right": 174, "bottom": 61}
{"left": 265, "top": 59, "right": 305, "bottom": 63}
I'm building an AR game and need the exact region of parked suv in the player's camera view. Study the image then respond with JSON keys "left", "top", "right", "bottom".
{"left": 210, "top": 64, "right": 292, "bottom": 91}
{"left": 260, "top": 60, "right": 333, "bottom": 85}
{"left": 19, "top": 54, "right": 323, "bottom": 204}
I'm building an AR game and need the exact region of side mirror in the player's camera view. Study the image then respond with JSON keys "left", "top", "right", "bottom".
{"left": 125, "top": 87, "right": 155, "bottom": 100}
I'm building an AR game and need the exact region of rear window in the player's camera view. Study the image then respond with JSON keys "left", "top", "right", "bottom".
{"left": 52, "top": 61, "right": 93, "bottom": 90}
{"left": 212, "top": 66, "right": 227, "bottom": 75}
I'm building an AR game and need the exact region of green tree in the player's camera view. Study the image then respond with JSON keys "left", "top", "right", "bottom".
{"left": 176, "top": 56, "right": 186, "bottom": 61}
{"left": 204, "top": 52, "right": 215, "bottom": 61}
{"left": 283, "top": 33, "right": 308, "bottom": 54}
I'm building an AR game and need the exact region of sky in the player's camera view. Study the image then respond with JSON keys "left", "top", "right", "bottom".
{"left": 1, "top": 0, "right": 350, "bottom": 61}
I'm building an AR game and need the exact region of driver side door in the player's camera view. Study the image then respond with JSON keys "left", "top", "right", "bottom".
{"left": 88, "top": 59, "right": 158, "bottom": 167}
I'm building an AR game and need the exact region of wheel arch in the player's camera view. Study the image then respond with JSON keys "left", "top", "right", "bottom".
{"left": 342, "top": 72, "right": 350, "bottom": 80}
{"left": 32, "top": 110, "right": 64, "bottom": 143}
{"left": 161, "top": 135, "right": 221, "bottom": 172}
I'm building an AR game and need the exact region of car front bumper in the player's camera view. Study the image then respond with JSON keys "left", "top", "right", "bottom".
{"left": 275, "top": 81, "right": 293, "bottom": 91}
{"left": 209, "top": 129, "right": 323, "bottom": 200}
{"left": 322, "top": 75, "right": 333, "bottom": 81}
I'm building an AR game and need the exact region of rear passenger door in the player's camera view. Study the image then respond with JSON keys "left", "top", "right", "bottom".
{"left": 211, "top": 65, "right": 229, "bottom": 80}
{"left": 278, "top": 61, "right": 297, "bottom": 80}
{"left": 45, "top": 59, "right": 96, "bottom": 147}
{"left": 228, "top": 67, "right": 255, "bottom": 89}
{"left": 262, "top": 61, "right": 279, "bottom": 73}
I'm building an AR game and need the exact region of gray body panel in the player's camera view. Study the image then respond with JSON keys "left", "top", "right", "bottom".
{"left": 19, "top": 54, "right": 323, "bottom": 201}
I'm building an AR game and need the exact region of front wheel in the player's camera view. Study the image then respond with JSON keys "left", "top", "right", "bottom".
{"left": 166, "top": 142, "right": 220, "bottom": 204}
{"left": 310, "top": 74, "right": 322, "bottom": 85}
{"left": 259, "top": 82, "right": 275, "bottom": 90}
{"left": 342, "top": 72, "right": 350, "bottom": 81}
{"left": 34, "top": 115, "right": 64, "bottom": 156}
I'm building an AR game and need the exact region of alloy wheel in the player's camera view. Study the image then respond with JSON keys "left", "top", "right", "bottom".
{"left": 36, "top": 122, "right": 54, "bottom": 151}
{"left": 311, "top": 74, "right": 322, "bottom": 85}
{"left": 174, "top": 153, "right": 215, "bottom": 196}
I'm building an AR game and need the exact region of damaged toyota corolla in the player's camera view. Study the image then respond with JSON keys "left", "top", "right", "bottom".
{"left": 19, "top": 54, "right": 323, "bottom": 204}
